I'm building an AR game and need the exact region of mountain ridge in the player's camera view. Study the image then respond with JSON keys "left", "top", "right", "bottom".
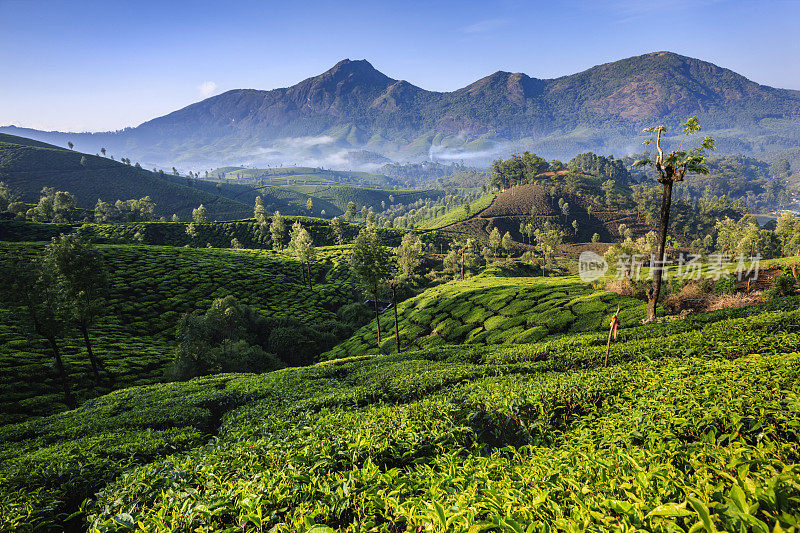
{"left": 3, "top": 52, "right": 799, "bottom": 167}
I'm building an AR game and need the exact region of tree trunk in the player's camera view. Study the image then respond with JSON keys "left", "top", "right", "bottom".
{"left": 460, "top": 249, "right": 465, "bottom": 281}
{"left": 374, "top": 290, "right": 381, "bottom": 348}
{"left": 647, "top": 180, "right": 674, "bottom": 322}
{"left": 307, "top": 263, "right": 313, "bottom": 289}
{"left": 392, "top": 285, "right": 401, "bottom": 353}
{"left": 80, "top": 324, "right": 102, "bottom": 383}
{"left": 49, "top": 337, "right": 76, "bottom": 409}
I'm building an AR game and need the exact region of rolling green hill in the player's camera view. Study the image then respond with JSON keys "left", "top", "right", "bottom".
{"left": 0, "top": 133, "right": 251, "bottom": 220}
{"left": 0, "top": 242, "right": 356, "bottom": 424}
{"left": 1, "top": 295, "right": 798, "bottom": 530}
{"left": 325, "top": 268, "right": 647, "bottom": 357}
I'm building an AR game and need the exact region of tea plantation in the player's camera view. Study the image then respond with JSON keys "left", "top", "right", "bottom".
{"left": 1, "top": 296, "right": 799, "bottom": 531}
{"left": 0, "top": 242, "right": 355, "bottom": 424}
{"left": 0, "top": 217, "right": 416, "bottom": 248}
{"left": 325, "top": 269, "right": 647, "bottom": 357}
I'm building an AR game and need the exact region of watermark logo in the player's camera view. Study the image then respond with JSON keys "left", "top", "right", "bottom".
{"left": 579, "top": 251, "right": 608, "bottom": 282}
{"left": 612, "top": 253, "right": 761, "bottom": 281}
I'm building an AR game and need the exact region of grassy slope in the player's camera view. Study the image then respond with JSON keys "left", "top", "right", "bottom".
{"left": 0, "top": 243, "right": 354, "bottom": 424}
{"left": 415, "top": 193, "right": 495, "bottom": 230}
{"left": 325, "top": 268, "right": 647, "bottom": 357}
{"left": 288, "top": 184, "right": 445, "bottom": 213}
{"left": 0, "top": 133, "right": 251, "bottom": 220}
{"left": 215, "top": 166, "right": 393, "bottom": 188}
{"left": 1, "top": 296, "right": 798, "bottom": 531}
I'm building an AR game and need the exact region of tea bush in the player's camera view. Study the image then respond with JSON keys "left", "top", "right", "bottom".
{"left": 0, "top": 303, "right": 798, "bottom": 531}
{"left": 325, "top": 273, "right": 647, "bottom": 357}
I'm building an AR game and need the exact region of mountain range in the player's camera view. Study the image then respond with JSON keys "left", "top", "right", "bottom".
{"left": 3, "top": 51, "right": 799, "bottom": 169}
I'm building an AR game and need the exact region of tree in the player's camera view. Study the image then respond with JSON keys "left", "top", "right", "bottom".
{"left": 560, "top": 201, "right": 570, "bottom": 222}
{"left": 592, "top": 233, "right": 600, "bottom": 243}
{"left": 601, "top": 180, "right": 616, "bottom": 207}
{"left": 488, "top": 227, "right": 501, "bottom": 258}
{"left": 572, "top": 220, "right": 579, "bottom": 235}
{"left": 395, "top": 233, "right": 423, "bottom": 280}
{"left": 33, "top": 187, "right": 76, "bottom": 223}
{"left": 186, "top": 222, "right": 198, "bottom": 241}
{"left": 290, "top": 223, "right": 316, "bottom": 288}
{"left": 634, "top": 117, "right": 715, "bottom": 321}
{"left": 306, "top": 198, "right": 314, "bottom": 216}
{"left": 775, "top": 213, "right": 800, "bottom": 257}
{"left": 0, "top": 181, "right": 17, "bottom": 211}
{"left": 171, "top": 214, "right": 180, "bottom": 223}
{"left": 330, "top": 217, "right": 345, "bottom": 245}
{"left": 43, "top": 234, "right": 110, "bottom": 383}
{"left": 3, "top": 257, "right": 76, "bottom": 408}
{"left": 345, "top": 202, "right": 357, "bottom": 222}
{"left": 361, "top": 205, "right": 368, "bottom": 221}
{"left": 67, "top": 141, "right": 74, "bottom": 150}
{"left": 192, "top": 204, "right": 208, "bottom": 224}
{"left": 349, "top": 224, "right": 393, "bottom": 349}
{"left": 254, "top": 196, "right": 267, "bottom": 224}
{"left": 100, "top": 147, "right": 106, "bottom": 156}
{"left": 171, "top": 296, "right": 283, "bottom": 379}
{"left": 534, "top": 221, "right": 564, "bottom": 275}
{"left": 501, "top": 231, "right": 513, "bottom": 257}
{"left": 270, "top": 211, "right": 286, "bottom": 249}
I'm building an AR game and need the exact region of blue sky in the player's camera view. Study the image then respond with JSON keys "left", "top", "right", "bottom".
{"left": 2, "top": 0, "right": 798, "bottom": 132}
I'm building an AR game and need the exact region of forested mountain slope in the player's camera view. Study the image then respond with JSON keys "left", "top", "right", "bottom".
{"left": 4, "top": 52, "right": 799, "bottom": 166}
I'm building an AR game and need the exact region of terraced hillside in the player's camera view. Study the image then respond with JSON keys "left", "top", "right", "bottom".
{"left": 442, "top": 183, "right": 651, "bottom": 244}
{"left": 0, "top": 243, "right": 355, "bottom": 424}
{"left": 1, "top": 296, "right": 798, "bottom": 531}
{"left": 325, "top": 269, "right": 647, "bottom": 357}
{"left": 416, "top": 193, "right": 495, "bottom": 230}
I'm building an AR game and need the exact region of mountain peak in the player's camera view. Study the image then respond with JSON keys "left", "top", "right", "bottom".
{"left": 323, "top": 58, "right": 385, "bottom": 79}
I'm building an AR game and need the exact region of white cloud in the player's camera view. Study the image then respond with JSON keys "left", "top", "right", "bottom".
{"left": 197, "top": 81, "right": 218, "bottom": 98}
{"left": 460, "top": 18, "right": 510, "bottom": 34}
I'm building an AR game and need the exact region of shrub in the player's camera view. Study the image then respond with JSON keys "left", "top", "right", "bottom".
{"left": 765, "top": 273, "right": 798, "bottom": 299}
{"left": 337, "top": 302, "right": 373, "bottom": 327}
{"left": 714, "top": 276, "right": 736, "bottom": 295}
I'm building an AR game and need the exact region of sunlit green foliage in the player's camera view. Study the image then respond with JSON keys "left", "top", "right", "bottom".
{"left": 326, "top": 270, "right": 647, "bottom": 357}
{"left": 1, "top": 297, "right": 798, "bottom": 531}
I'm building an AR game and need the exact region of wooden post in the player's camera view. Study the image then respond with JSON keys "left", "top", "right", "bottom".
{"left": 604, "top": 306, "right": 621, "bottom": 367}
{"left": 390, "top": 281, "right": 401, "bottom": 353}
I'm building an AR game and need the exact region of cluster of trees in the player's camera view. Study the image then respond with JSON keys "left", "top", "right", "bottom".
{"left": 94, "top": 196, "right": 157, "bottom": 223}
{"left": 567, "top": 153, "right": 632, "bottom": 184}
{"left": 347, "top": 226, "right": 435, "bottom": 353}
{"left": 0, "top": 182, "right": 176, "bottom": 224}
{"left": 1, "top": 235, "right": 111, "bottom": 407}
{"left": 26, "top": 187, "right": 77, "bottom": 223}
{"left": 169, "top": 296, "right": 356, "bottom": 380}
{"left": 490, "top": 151, "right": 633, "bottom": 191}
